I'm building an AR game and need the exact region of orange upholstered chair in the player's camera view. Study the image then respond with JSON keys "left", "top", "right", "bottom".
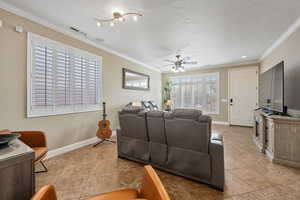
{"left": 33, "top": 165, "right": 171, "bottom": 200}
{"left": 139, "top": 165, "right": 170, "bottom": 200}
{"left": 0, "top": 129, "right": 10, "bottom": 134}
{"left": 11, "top": 130, "right": 48, "bottom": 173}
{"left": 32, "top": 185, "right": 57, "bottom": 200}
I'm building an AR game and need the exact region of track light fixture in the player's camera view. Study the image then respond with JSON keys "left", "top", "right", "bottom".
{"left": 95, "top": 11, "right": 142, "bottom": 27}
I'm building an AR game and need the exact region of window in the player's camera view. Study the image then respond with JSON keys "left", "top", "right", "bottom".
{"left": 27, "top": 33, "right": 102, "bottom": 117}
{"left": 169, "top": 72, "right": 219, "bottom": 114}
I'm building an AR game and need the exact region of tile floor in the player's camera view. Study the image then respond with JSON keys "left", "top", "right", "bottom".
{"left": 36, "top": 125, "right": 300, "bottom": 200}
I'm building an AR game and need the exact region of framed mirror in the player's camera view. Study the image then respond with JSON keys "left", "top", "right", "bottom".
{"left": 122, "top": 68, "right": 150, "bottom": 91}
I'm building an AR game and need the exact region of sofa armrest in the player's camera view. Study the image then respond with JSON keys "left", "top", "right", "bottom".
{"left": 12, "top": 131, "right": 47, "bottom": 148}
{"left": 209, "top": 136, "right": 224, "bottom": 190}
{"left": 117, "top": 129, "right": 122, "bottom": 137}
{"left": 211, "top": 132, "right": 223, "bottom": 141}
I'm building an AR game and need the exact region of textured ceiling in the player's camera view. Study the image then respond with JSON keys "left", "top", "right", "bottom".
{"left": 2, "top": 0, "right": 300, "bottom": 71}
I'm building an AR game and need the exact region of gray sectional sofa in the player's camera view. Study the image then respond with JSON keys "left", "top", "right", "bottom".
{"left": 117, "top": 107, "right": 224, "bottom": 190}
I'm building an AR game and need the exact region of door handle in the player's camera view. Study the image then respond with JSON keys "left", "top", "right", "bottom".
{"left": 230, "top": 98, "right": 233, "bottom": 106}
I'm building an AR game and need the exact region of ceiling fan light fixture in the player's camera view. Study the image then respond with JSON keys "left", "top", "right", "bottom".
{"left": 163, "top": 55, "right": 197, "bottom": 73}
{"left": 110, "top": 21, "right": 115, "bottom": 27}
{"left": 133, "top": 15, "right": 139, "bottom": 21}
{"left": 96, "top": 21, "right": 102, "bottom": 27}
{"left": 179, "top": 67, "right": 185, "bottom": 72}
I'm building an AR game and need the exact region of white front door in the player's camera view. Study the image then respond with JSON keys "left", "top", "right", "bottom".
{"left": 229, "top": 66, "right": 258, "bottom": 126}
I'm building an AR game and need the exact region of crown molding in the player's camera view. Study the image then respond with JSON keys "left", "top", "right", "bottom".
{"left": 4, "top": 0, "right": 299, "bottom": 71}
{"left": 260, "top": 16, "right": 300, "bottom": 61}
{"left": 0, "top": 1, "right": 161, "bottom": 73}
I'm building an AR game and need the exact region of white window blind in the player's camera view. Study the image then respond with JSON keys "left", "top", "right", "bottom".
{"left": 27, "top": 33, "right": 102, "bottom": 117}
{"left": 169, "top": 72, "right": 219, "bottom": 114}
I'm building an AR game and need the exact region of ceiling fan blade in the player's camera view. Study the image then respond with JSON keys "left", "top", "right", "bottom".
{"left": 182, "top": 56, "right": 192, "bottom": 61}
{"left": 183, "top": 61, "right": 198, "bottom": 65}
{"left": 161, "top": 63, "right": 172, "bottom": 67}
{"left": 164, "top": 59, "right": 175, "bottom": 63}
{"left": 160, "top": 67, "right": 170, "bottom": 69}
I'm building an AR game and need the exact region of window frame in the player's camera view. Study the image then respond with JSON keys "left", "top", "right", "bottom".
{"left": 169, "top": 72, "right": 220, "bottom": 115}
{"left": 27, "top": 32, "right": 102, "bottom": 118}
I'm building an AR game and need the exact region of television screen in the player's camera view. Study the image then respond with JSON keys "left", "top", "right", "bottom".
{"left": 259, "top": 61, "right": 284, "bottom": 113}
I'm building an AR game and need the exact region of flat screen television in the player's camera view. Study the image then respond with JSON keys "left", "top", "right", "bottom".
{"left": 259, "top": 61, "right": 285, "bottom": 114}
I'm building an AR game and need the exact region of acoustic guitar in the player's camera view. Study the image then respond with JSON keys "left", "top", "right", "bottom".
{"left": 94, "top": 102, "right": 114, "bottom": 147}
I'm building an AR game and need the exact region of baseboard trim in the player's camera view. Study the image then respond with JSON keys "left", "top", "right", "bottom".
{"left": 212, "top": 121, "right": 230, "bottom": 125}
{"left": 45, "top": 130, "right": 116, "bottom": 160}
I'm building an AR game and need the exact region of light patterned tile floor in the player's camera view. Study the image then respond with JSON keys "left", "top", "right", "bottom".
{"left": 36, "top": 125, "right": 300, "bottom": 200}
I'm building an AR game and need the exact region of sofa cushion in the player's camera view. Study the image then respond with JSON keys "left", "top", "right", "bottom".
{"left": 119, "top": 136, "right": 150, "bottom": 162}
{"left": 149, "top": 142, "right": 167, "bottom": 167}
{"left": 166, "top": 146, "right": 211, "bottom": 180}
{"left": 165, "top": 118, "right": 210, "bottom": 153}
{"left": 121, "top": 105, "right": 145, "bottom": 114}
{"left": 147, "top": 111, "right": 166, "bottom": 144}
{"left": 119, "top": 112, "right": 148, "bottom": 140}
{"left": 147, "top": 110, "right": 164, "bottom": 118}
{"left": 165, "top": 109, "right": 202, "bottom": 121}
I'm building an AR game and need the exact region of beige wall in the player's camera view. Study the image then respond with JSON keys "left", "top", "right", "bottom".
{"left": 0, "top": 9, "right": 161, "bottom": 150}
{"left": 260, "top": 26, "right": 300, "bottom": 73}
{"left": 162, "top": 64, "right": 259, "bottom": 122}
{"left": 260, "top": 25, "right": 300, "bottom": 115}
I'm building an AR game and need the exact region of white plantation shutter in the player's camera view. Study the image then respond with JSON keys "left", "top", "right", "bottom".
{"left": 55, "top": 50, "right": 71, "bottom": 106}
{"left": 87, "top": 60, "right": 100, "bottom": 104}
{"left": 32, "top": 45, "right": 54, "bottom": 108}
{"left": 27, "top": 33, "right": 102, "bottom": 117}
{"left": 73, "top": 56, "right": 84, "bottom": 105}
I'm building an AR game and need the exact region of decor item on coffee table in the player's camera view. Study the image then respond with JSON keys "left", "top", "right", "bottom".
{"left": 127, "top": 101, "right": 158, "bottom": 111}
{"left": 148, "top": 100, "right": 159, "bottom": 110}
{"left": 0, "top": 133, "right": 20, "bottom": 148}
{"left": 122, "top": 68, "right": 150, "bottom": 91}
{"left": 164, "top": 100, "right": 172, "bottom": 111}
{"left": 117, "top": 108, "right": 224, "bottom": 190}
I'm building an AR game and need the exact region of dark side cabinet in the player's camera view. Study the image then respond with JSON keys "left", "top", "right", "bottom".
{"left": 0, "top": 140, "right": 35, "bottom": 200}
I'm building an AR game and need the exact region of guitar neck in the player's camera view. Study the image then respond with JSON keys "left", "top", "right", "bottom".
{"left": 103, "top": 102, "right": 107, "bottom": 121}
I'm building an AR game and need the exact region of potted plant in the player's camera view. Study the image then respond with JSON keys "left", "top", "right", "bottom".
{"left": 163, "top": 81, "right": 172, "bottom": 111}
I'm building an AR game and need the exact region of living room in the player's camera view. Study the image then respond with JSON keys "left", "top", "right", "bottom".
{"left": 1, "top": 1, "right": 300, "bottom": 200}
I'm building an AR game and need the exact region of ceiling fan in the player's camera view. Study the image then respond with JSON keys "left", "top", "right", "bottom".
{"left": 163, "top": 55, "right": 198, "bottom": 72}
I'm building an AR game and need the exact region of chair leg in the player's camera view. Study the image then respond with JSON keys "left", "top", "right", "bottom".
{"left": 35, "top": 160, "right": 48, "bottom": 173}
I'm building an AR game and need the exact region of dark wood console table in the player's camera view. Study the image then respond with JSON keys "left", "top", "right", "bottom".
{"left": 0, "top": 139, "right": 35, "bottom": 200}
